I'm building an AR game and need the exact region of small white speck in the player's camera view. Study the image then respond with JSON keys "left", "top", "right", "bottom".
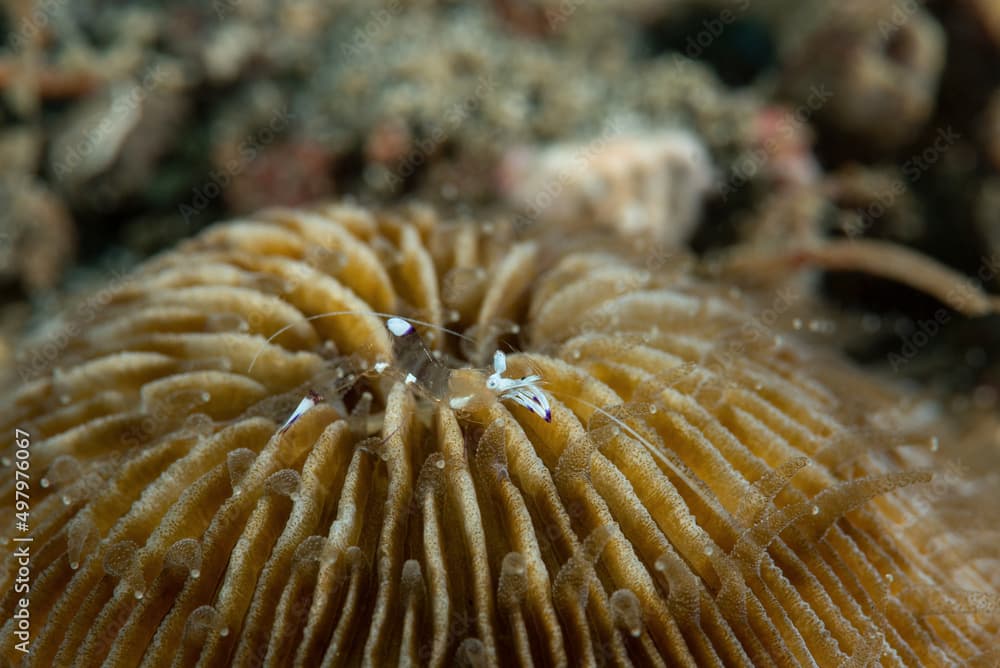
{"left": 808, "top": 319, "right": 835, "bottom": 334}
{"left": 374, "top": 362, "right": 389, "bottom": 374}
{"left": 404, "top": 373, "right": 417, "bottom": 385}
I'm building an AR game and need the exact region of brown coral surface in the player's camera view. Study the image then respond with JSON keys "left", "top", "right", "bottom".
{"left": 0, "top": 205, "right": 997, "bottom": 666}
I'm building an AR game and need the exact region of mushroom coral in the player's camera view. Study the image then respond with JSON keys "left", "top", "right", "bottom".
{"left": 0, "top": 204, "right": 997, "bottom": 666}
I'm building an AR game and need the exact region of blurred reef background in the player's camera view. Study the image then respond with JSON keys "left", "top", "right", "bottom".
{"left": 0, "top": 0, "right": 998, "bottom": 404}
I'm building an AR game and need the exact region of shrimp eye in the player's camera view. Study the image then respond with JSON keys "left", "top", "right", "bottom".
{"left": 486, "top": 377, "right": 499, "bottom": 390}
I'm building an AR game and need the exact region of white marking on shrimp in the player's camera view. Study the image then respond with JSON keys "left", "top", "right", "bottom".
{"left": 486, "top": 350, "right": 551, "bottom": 422}
{"left": 386, "top": 317, "right": 413, "bottom": 337}
{"left": 279, "top": 389, "right": 323, "bottom": 434}
{"left": 254, "top": 311, "right": 553, "bottom": 423}
{"left": 449, "top": 394, "right": 473, "bottom": 410}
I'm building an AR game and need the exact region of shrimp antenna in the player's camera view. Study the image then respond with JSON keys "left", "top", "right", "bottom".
{"left": 545, "top": 388, "right": 709, "bottom": 506}
{"left": 247, "top": 310, "right": 479, "bottom": 373}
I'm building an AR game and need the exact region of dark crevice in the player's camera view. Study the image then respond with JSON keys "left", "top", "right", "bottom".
{"left": 641, "top": 8, "right": 776, "bottom": 87}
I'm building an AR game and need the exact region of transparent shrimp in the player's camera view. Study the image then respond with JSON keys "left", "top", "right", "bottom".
{"left": 261, "top": 311, "right": 553, "bottom": 431}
